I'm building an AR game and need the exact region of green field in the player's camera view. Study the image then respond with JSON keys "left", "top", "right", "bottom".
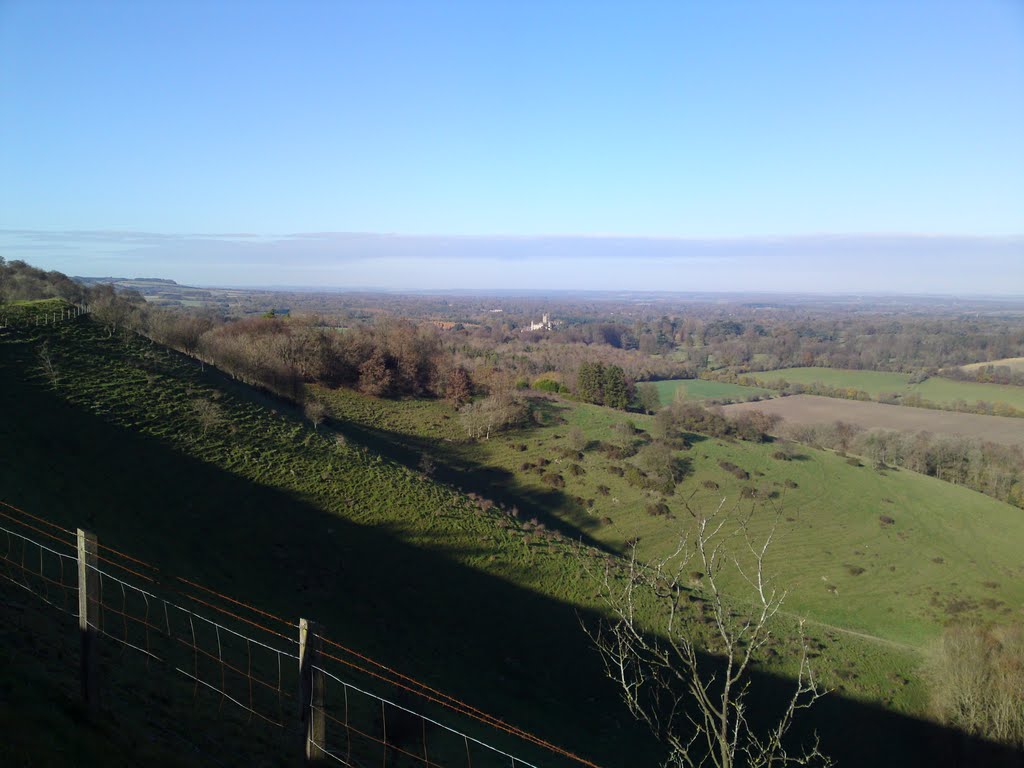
{"left": 653, "top": 378, "right": 775, "bottom": 403}
{"left": 432, "top": 402, "right": 1024, "bottom": 650}
{"left": 754, "top": 366, "right": 1024, "bottom": 411}
{"left": 3, "top": 311, "right": 1022, "bottom": 765}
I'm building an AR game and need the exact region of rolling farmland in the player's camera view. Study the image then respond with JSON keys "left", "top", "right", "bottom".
{"left": 723, "top": 395, "right": 1024, "bottom": 448}
{"left": 652, "top": 378, "right": 774, "bottom": 403}
{"left": 752, "top": 367, "right": 1024, "bottom": 411}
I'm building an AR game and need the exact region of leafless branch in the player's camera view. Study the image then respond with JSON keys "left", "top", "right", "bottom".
{"left": 582, "top": 497, "right": 832, "bottom": 768}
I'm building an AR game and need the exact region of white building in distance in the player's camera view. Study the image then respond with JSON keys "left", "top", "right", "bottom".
{"left": 525, "top": 313, "right": 553, "bottom": 332}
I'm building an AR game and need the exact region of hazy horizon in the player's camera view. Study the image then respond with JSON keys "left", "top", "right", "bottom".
{"left": 3, "top": 229, "right": 1022, "bottom": 296}
{"left": 2, "top": 2, "right": 1021, "bottom": 294}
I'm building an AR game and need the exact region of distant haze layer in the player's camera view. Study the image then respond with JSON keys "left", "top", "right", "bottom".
{"left": 0, "top": 230, "right": 1020, "bottom": 295}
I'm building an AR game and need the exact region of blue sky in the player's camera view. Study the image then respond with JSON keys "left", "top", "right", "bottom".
{"left": 1, "top": 1, "right": 1022, "bottom": 292}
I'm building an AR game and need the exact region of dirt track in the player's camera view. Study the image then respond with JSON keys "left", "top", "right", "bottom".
{"left": 723, "top": 395, "right": 1024, "bottom": 448}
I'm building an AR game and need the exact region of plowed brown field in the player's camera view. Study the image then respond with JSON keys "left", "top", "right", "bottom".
{"left": 723, "top": 394, "right": 1024, "bottom": 447}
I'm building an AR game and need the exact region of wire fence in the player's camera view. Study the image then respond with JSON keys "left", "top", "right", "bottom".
{"left": 0, "top": 499, "right": 599, "bottom": 768}
{"left": 0, "top": 521, "right": 79, "bottom": 617}
{"left": 0, "top": 303, "right": 88, "bottom": 329}
{"left": 312, "top": 665, "right": 538, "bottom": 768}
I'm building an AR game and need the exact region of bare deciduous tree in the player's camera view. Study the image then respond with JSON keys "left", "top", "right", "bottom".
{"left": 192, "top": 398, "right": 224, "bottom": 437}
{"left": 304, "top": 399, "right": 328, "bottom": 431}
{"left": 925, "top": 623, "right": 1024, "bottom": 748}
{"left": 458, "top": 391, "right": 529, "bottom": 441}
{"left": 36, "top": 341, "right": 60, "bottom": 387}
{"left": 585, "top": 498, "right": 831, "bottom": 768}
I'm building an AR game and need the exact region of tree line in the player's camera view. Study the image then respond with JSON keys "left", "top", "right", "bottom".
{"left": 781, "top": 421, "right": 1024, "bottom": 509}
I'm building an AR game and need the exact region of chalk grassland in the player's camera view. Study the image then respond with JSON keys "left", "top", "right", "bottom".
{"left": 0, "top": 317, "right": 663, "bottom": 766}
{"left": 314, "top": 387, "right": 1024, "bottom": 654}
{"left": 5, "top": 309, "right": 1023, "bottom": 765}
{"left": 961, "top": 356, "right": 1024, "bottom": 373}
{"left": 753, "top": 366, "right": 1024, "bottom": 411}
{"left": 653, "top": 378, "right": 774, "bottom": 403}
{"left": 722, "top": 395, "right": 1024, "bottom": 448}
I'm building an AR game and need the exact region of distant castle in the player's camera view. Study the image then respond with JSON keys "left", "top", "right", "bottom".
{"left": 525, "top": 313, "right": 553, "bottom": 332}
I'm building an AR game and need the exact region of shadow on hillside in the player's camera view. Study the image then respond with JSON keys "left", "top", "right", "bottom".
{"left": 1, "top": 352, "right": 1022, "bottom": 767}
{"left": 320, "top": 414, "right": 614, "bottom": 550}
{"left": 175, "top": 352, "right": 613, "bottom": 550}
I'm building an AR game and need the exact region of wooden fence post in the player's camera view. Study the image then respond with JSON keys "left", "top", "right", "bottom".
{"left": 299, "top": 618, "right": 326, "bottom": 763}
{"left": 77, "top": 528, "right": 99, "bottom": 713}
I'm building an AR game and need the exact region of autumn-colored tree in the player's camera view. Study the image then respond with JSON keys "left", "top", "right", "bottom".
{"left": 358, "top": 349, "right": 393, "bottom": 397}
{"left": 444, "top": 365, "right": 473, "bottom": 405}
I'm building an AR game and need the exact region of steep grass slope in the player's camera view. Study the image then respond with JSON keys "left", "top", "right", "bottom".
{"left": 2, "top": 314, "right": 1019, "bottom": 766}
{"left": 316, "top": 386, "right": 1024, "bottom": 651}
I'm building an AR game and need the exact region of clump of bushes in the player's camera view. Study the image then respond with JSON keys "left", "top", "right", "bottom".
{"left": 718, "top": 460, "right": 749, "bottom": 480}
{"left": 602, "top": 443, "right": 638, "bottom": 460}
{"left": 702, "top": 479, "right": 719, "bottom": 490}
{"left": 879, "top": 515, "right": 895, "bottom": 527}
{"left": 623, "top": 464, "right": 649, "bottom": 489}
{"left": 567, "top": 463, "right": 585, "bottom": 477}
{"left": 596, "top": 484, "right": 610, "bottom": 496}
{"left": 542, "top": 472, "right": 565, "bottom": 489}
{"left": 784, "top": 479, "right": 799, "bottom": 489}
{"left": 645, "top": 502, "right": 672, "bottom": 518}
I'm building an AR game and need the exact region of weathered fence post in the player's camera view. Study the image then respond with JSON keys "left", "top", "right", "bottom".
{"left": 299, "top": 618, "right": 326, "bottom": 763}
{"left": 77, "top": 528, "right": 99, "bottom": 713}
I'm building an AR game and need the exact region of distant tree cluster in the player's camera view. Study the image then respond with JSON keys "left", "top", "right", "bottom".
{"left": 711, "top": 370, "right": 1024, "bottom": 419}
{"left": 144, "top": 312, "right": 454, "bottom": 402}
{"left": 783, "top": 421, "right": 1024, "bottom": 508}
{"left": 0, "top": 258, "right": 88, "bottom": 305}
{"left": 654, "top": 398, "right": 781, "bottom": 443}
{"left": 943, "top": 364, "right": 1024, "bottom": 388}
{"left": 453, "top": 304, "right": 1024, "bottom": 388}
{"left": 575, "top": 361, "right": 632, "bottom": 409}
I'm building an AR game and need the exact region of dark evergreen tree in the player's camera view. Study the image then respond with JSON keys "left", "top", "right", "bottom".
{"left": 577, "top": 361, "right": 605, "bottom": 404}
{"left": 603, "top": 365, "right": 629, "bottom": 409}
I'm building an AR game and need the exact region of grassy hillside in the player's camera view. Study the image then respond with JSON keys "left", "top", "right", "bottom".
{"left": 2, "top": 312, "right": 1021, "bottom": 765}
{"left": 1, "top": 297, "right": 73, "bottom": 325}
{"left": 753, "top": 366, "right": 1024, "bottom": 411}
{"left": 316, "top": 386, "right": 1024, "bottom": 650}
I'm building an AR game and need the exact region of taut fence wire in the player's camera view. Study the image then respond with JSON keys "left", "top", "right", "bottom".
{"left": 0, "top": 500, "right": 600, "bottom": 768}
